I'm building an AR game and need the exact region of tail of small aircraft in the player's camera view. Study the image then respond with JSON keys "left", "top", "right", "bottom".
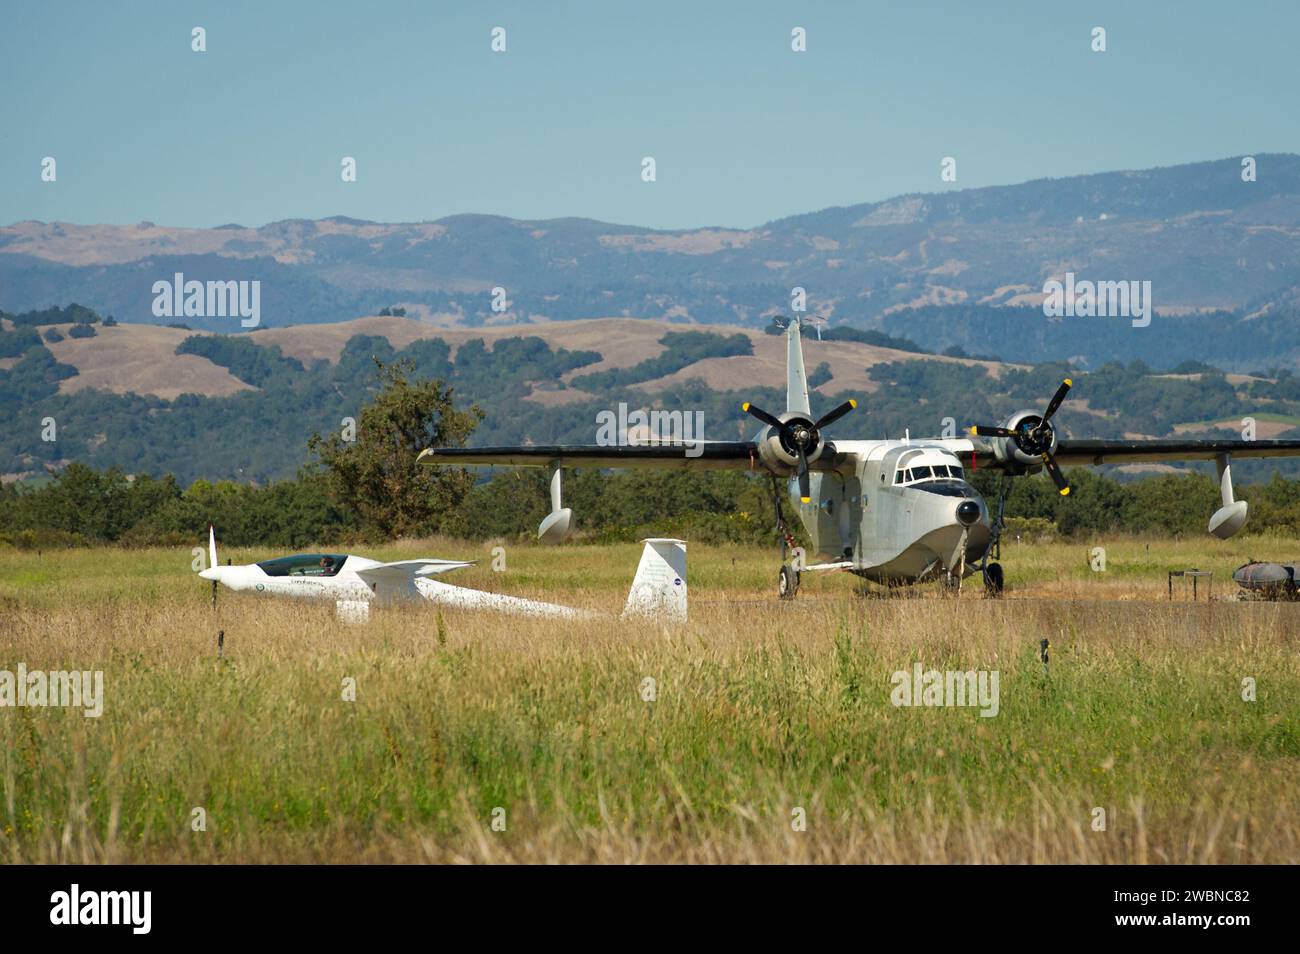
{"left": 622, "top": 538, "right": 687, "bottom": 622}
{"left": 786, "top": 316, "right": 812, "bottom": 417}
{"left": 416, "top": 538, "right": 688, "bottom": 622}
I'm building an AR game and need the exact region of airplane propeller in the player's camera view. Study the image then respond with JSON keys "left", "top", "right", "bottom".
{"left": 969, "top": 379, "right": 1073, "bottom": 495}
{"left": 743, "top": 399, "right": 857, "bottom": 503}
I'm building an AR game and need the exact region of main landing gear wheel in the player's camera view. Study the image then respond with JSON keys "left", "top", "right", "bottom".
{"left": 778, "top": 564, "right": 800, "bottom": 600}
{"left": 983, "top": 562, "right": 1004, "bottom": 598}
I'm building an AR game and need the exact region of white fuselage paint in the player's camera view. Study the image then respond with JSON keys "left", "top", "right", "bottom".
{"left": 202, "top": 556, "right": 386, "bottom": 602}
{"left": 791, "top": 437, "right": 992, "bottom": 583}
{"left": 415, "top": 578, "right": 588, "bottom": 619}
{"left": 201, "top": 555, "right": 588, "bottom": 618}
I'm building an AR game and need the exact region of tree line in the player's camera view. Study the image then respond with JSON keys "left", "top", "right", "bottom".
{"left": 7, "top": 356, "right": 1300, "bottom": 551}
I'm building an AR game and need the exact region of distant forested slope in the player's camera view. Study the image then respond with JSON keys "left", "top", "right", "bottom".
{"left": 882, "top": 304, "right": 1300, "bottom": 372}
{"left": 4, "top": 309, "right": 1300, "bottom": 484}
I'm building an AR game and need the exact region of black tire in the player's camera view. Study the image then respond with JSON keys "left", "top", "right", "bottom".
{"left": 983, "top": 562, "right": 1005, "bottom": 597}
{"left": 778, "top": 564, "right": 799, "bottom": 600}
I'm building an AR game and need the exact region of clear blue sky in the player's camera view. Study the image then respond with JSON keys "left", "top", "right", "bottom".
{"left": 2, "top": 0, "right": 1297, "bottom": 230}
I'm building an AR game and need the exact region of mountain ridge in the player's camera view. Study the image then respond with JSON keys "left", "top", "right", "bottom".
{"left": 3, "top": 154, "right": 1299, "bottom": 357}
{"left": 11, "top": 152, "right": 1297, "bottom": 235}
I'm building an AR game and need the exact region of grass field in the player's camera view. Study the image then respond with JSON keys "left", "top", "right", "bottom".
{"left": 1, "top": 534, "right": 1297, "bottom": 864}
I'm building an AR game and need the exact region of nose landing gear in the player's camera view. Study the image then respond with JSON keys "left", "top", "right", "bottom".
{"left": 771, "top": 476, "right": 805, "bottom": 600}
{"left": 779, "top": 563, "right": 800, "bottom": 600}
{"left": 982, "top": 561, "right": 1004, "bottom": 596}
{"left": 975, "top": 476, "right": 1008, "bottom": 598}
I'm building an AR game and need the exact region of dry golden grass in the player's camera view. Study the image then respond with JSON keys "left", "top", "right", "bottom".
{"left": 0, "top": 536, "right": 1297, "bottom": 864}
{"left": 631, "top": 333, "right": 1012, "bottom": 397}
{"left": 45, "top": 324, "right": 254, "bottom": 399}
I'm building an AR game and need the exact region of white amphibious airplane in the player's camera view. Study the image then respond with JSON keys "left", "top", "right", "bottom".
{"left": 417, "top": 315, "right": 1300, "bottom": 599}
{"left": 198, "top": 527, "right": 687, "bottom": 621}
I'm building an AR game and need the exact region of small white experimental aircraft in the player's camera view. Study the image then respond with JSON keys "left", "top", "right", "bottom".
{"left": 198, "top": 527, "right": 686, "bottom": 622}
{"left": 417, "top": 315, "right": 1300, "bottom": 599}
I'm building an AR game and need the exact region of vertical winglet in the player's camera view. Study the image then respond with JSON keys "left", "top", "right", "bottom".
{"left": 209, "top": 525, "right": 218, "bottom": 572}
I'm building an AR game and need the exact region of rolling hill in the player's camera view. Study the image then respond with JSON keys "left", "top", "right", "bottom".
{"left": 3, "top": 306, "right": 1300, "bottom": 485}
{"left": 6, "top": 153, "right": 1300, "bottom": 483}
{"left": 25, "top": 315, "right": 1009, "bottom": 402}
{"left": 3, "top": 154, "right": 1299, "bottom": 348}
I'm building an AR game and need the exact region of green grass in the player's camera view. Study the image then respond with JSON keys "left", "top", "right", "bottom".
{"left": 0, "top": 536, "right": 1297, "bottom": 863}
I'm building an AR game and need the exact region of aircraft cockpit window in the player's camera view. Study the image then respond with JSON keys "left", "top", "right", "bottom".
{"left": 257, "top": 554, "right": 349, "bottom": 578}
{"left": 898, "top": 462, "right": 966, "bottom": 485}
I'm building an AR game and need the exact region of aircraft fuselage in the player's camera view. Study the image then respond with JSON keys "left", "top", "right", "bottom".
{"left": 792, "top": 439, "right": 991, "bottom": 583}
{"left": 201, "top": 555, "right": 382, "bottom": 601}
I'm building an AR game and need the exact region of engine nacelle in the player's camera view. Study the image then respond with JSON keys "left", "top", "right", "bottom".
{"left": 989, "top": 410, "right": 1059, "bottom": 471}
{"left": 755, "top": 411, "right": 826, "bottom": 475}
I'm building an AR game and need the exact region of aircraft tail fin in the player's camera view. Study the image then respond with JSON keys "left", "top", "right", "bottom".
{"left": 622, "top": 538, "right": 687, "bottom": 622}
{"left": 786, "top": 316, "right": 811, "bottom": 416}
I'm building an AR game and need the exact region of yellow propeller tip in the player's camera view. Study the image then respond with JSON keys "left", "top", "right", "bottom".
{"left": 848, "top": 399, "right": 857, "bottom": 408}
{"left": 968, "top": 426, "right": 978, "bottom": 435}
{"left": 742, "top": 402, "right": 750, "bottom": 411}
{"left": 800, "top": 497, "right": 811, "bottom": 504}
{"left": 1064, "top": 378, "right": 1073, "bottom": 387}
{"left": 1060, "top": 487, "right": 1070, "bottom": 496}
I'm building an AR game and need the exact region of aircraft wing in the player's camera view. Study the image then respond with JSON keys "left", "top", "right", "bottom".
{"left": 417, "top": 442, "right": 771, "bottom": 471}
{"left": 353, "top": 559, "right": 475, "bottom": 587}
{"left": 937, "top": 436, "right": 1300, "bottom": 470}
{"left": 1051, "top": 438, "right": 1300, "bottom": 467}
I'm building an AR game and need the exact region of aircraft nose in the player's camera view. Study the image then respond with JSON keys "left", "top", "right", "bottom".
{"left": 199, "top": 567, "right": 221, "bottom": 582}
{"left": 956, "top": 500, "right": 981, "bottom": 527}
